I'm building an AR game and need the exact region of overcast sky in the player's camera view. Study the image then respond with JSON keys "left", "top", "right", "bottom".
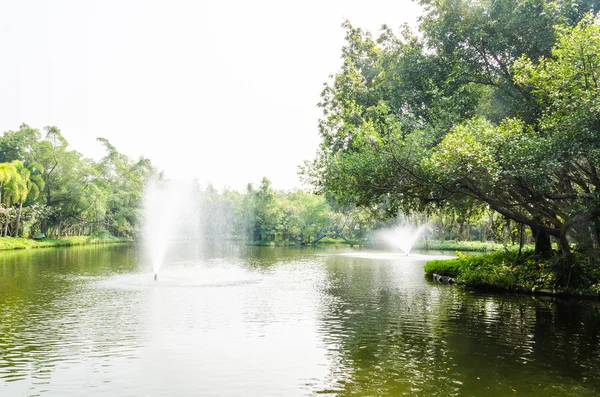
{"left": 0, "top": 0, "right": 422, "bottom": 191}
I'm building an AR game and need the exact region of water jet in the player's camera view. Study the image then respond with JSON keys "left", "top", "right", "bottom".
{"left": 143, "top": 179, "right": 196, "bottom": 278}
{"left": 376, "top": 223, "right": 429, "bottom": 255}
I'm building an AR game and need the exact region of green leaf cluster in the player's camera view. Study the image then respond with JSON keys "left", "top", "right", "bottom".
{"left": 304, "top": 1, "right": 600, "bottom": 279}
{"left": 0, "top": 124, "right": 156, "bottom": 239}
{"left": 194, "top": 177, "right": 385, "bottom": 245}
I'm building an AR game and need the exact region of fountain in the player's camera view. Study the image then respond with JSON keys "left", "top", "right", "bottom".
{"left": 376, "top": 223, "right": 429, "bottom": 255}
{"left": 139, "top": 179, "right": 264, "bottom": 287}
{"left": 143, "top": 179, "right": 196, "bottom": 280}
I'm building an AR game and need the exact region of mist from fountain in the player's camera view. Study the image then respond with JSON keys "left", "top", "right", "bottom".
{"left": 376, "top": 224, "right": 429, "bottom": 255}
{"left": 142, "top": 179, "right": 197, "bottom": 277}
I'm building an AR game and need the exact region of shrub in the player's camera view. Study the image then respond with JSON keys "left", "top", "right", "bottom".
{"left": 424, "top": 250, "right": 600, "bottom": 292}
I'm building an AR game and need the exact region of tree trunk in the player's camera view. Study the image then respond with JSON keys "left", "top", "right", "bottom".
{"left": 4, "top": 198, "right": 10, "bottom": 237}
{"left": 556, "top": 225, "right": 573, "bottom": 287}
{"left": 480, "top": 220, "right": 487, "bottom": 242}
{"left": 533, "top": 227, "right": 552, "bottom": 256}
{"left": 14, "top": 201, "right": 22, "bottom": 238}
{"left": 558, "top": 227, "right": 570, "bottom": 255}
{"left": 518, "top": 223, "right": 525, "bottom": 255}
{"left": 593, "top": 218, "right": 600, "bottom": 249}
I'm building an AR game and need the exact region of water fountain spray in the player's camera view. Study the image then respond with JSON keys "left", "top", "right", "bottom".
{"left": 377, "top": 223, "right": 429, "bottom": 255}
{"left": 143, "top": 179, "right": 194, "bottom": 280}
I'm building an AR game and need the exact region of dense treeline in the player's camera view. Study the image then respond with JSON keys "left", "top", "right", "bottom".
{"left": 195, "top": 177, "right": 380, "bottom": 245}
{"left": 192, "top": 177, "right": 528, "bottom": 246}
{"left": 0, "top": 124, "right": 154, "bottom": 239}
{"left": 0, "top": 124, "right": 533, "bottom": 248}
{"left": 0, "top": 124, "right": 386, "bottom": 245}
{"left": 303, "top": 0, "right": 600, "bottom": 284}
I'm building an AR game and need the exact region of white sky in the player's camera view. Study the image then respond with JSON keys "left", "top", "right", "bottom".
{"left": 0, "top": 0, "right": 422, "bottom": 191}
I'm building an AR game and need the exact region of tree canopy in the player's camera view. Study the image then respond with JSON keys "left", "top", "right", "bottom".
{"left": 303, "top": 0, "right": 600, "bottom": 267}
{"left": 0, "top": 124, "right": 156, "bottom": 238}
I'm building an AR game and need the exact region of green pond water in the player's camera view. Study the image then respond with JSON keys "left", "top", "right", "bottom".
{"left": 1, "top": 243, "right": 599, "bottom": 396}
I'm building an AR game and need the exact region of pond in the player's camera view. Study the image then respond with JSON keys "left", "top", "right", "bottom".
{"left": 1, "top": 243, "right": 599, "bottom": 396}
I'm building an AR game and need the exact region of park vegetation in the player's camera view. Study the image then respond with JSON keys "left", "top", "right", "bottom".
{"left": 303, "top": 0, "right": 600, "bottom": 290}
{"left": 194, "top": 177, "right": 537, "bottom": 247}
{"left": 0, "top": 124, "right": 154, "bottom": 241}
{"left": 0, "top": 125, "right": 519, "bottom": 250}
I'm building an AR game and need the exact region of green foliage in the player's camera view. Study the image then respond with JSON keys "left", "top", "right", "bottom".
{"left": 416, "top": 240, "right": 512, "bottom": 252}
{"left": 0, "top": 235, "right": 131, "bottom": 250}
{"left": 194, "top": 177, "right": 382, "bottom": 245}
{"left": 305, "top": 1, "right": 600, "bottom": 274}
{"left": 425, "top": 250, "right": 600, "bottom": 292}
{"left": 423, "top": 258, "right": 465, "bottom": 278}
{"left": 0, "top": 124, "right": 157, "bottom": 241}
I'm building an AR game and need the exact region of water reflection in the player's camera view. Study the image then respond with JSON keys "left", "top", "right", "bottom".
{"left": 0, "top": 245, "right": 144, "bottom": 397}
{"left": 317, "top": 253, "right": 600, "bottom": 396}
{"left": 0, "top": 245, "right": 599, "bottom": 396}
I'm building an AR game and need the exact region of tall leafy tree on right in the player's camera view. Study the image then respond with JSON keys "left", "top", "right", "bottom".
{"left": 304, "top": 0, "right": 600, "bottom": 284}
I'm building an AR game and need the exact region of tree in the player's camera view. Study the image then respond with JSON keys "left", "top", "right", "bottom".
{"left": 95, "top": 138, "right": 155, "bottom": 237}
{"left": 304, "top": 2, "right": 600, "bottom": 281}
{"left": 0, "top": 124, "right": 40, "bottom": 163}
{"left": 288, "top": 190, "right": 330, "bottom": 244}
{"left": 0, "top": 124, "right": 156, "bottom": 239}
{"left": 251, "top": 177, "right": 284, "bottom": 241}
{"left": 513, "top": 14, "right": 600, "bottom": 255}
{"left": 13, "top": 161, "right": 45, "bottom": 237}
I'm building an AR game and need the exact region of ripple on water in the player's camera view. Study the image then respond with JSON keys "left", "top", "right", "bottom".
{"left": 2, "top": 247, "right": 600, "bottom": 396}
{"left": 94, "top": 263, "right": 263, "bottom": 290}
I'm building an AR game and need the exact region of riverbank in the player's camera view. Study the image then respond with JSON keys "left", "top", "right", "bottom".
{"left": 0, "top": 236, "right": 132, "bottom": 251}
{"left": 246, "top": 237, "right": 365, "bottom": 246}
{"left": 246, "top": 238, "right": 520, "bottom": 250}
{"left": 424, "top": 250, "right": 600, "bottom": 298}
{"left": 414, "top": 240, "right": 522, "bottom": 252}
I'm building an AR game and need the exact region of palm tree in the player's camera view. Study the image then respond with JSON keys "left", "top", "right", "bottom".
{"left": 13, "top": 161, "right": 44, "bottom": 237}
{"left": 0, "top": 162, "right": 19, "bottom": 236}
{"left": 5, "top": 161, "right": 29, "bottom": 237}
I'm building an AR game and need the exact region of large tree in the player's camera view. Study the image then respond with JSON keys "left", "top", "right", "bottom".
{"left": 304, "top": 0, "right": 600, "bottom": 265}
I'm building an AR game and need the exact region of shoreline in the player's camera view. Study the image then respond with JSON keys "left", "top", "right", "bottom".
{"left": 0, "top": 236, "right": 133, "bottom": 251}
{"left": 428, "top": 272, "right": 600, "bottom": 300}
{"left": 244, "top": 239, "right": 521, "bottom": 251}
{"left": 424, "top": 250, "right": 600, "bottom": 300}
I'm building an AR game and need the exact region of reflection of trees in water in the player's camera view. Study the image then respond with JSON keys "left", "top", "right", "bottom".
{"left": 316, "top": 256, "right": 600, "bottom": 396}
{"left": 241, "top": 245, "right": 322, "bottom": 269}
{"left": 0, "top": 246, "right": 141, "bottom": 387}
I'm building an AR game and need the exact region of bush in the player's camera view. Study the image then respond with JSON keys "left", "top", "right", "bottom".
{"left": 424, "top": 250, "right": 600, "bottom": 292}
{"left": 0, "top": 235, "right": 131, "bottom": 251}
{"left": 415, "top": 240, "right": 531, "bottom": 252}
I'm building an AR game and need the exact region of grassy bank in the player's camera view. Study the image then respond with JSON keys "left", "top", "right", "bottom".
{"left": 414, "top": 240, "right": 529, "bottom": 252}
{"left": 246, "top": 239, "right": 515, "bottom": 250}
{"left": 247, "top": 237, "right": 363, "bottom": 247}
{"left": 424, "top": 250, "right": 600, "bottom": 297}
{"left": 0, "top": 235, "right": 132, "bottom": 251}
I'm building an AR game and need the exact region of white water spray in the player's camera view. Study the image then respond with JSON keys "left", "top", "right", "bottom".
{"left": 376, "top": 224, "right": 429, "bottom": 255}
{"left": 143, "top": 179, "right": 196, "bottom": 278}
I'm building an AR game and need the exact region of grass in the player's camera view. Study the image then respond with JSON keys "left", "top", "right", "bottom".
{"left": 0, "top": 235, "right": 132, "bottom": 251}
{"left": 424, "top": 250, "right": 600, "bottom": 295}
{"left": 415, "top": 240, "right": 529, "bottom": 252}
{"left": 247, "top": 237, "right": 365, "bottom": 246}
{"left": 247, "top": 238, "right": 527, "bottom": 250}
